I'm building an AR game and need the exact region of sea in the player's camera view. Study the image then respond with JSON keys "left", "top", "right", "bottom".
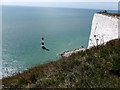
{"left": 2, "top": 5, "right": 118, "bottom": 78}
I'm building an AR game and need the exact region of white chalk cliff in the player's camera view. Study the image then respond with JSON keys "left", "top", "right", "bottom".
{"left": 88, "top": 13, "right": 120, "bottom": 48}
{"left": 61, "top": 13, "right": 120, "bottom": 57}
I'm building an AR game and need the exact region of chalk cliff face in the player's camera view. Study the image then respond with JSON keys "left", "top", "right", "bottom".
{"left": 88, "top": 13, "right": 119, "bottom": 48}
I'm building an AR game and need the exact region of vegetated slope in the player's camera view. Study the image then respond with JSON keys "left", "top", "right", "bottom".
{"left": 2, "top": 39, "right": 120, "bottom": 88}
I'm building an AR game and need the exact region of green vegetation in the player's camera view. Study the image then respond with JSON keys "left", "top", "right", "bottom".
{"left": 2, "top": 39, "right": 120, "bottom": 88}
{"left": 98, "top": 12, "right": 120, "bottom": 17}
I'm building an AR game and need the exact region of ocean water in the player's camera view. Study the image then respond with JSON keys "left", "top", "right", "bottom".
{"left": 2, "top": 6, "right": 117, "bottom": 78}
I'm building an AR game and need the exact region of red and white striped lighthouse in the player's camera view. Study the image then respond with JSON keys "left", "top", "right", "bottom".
{"left": 41, "top": 36, "right": 50, "bottom": 51}
{"left": 41, "top": 37, "right": 45, "bottom": 48}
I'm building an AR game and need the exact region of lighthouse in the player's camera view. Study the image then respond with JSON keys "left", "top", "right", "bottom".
{"left": 41, "top": 37, "right": 45, "bottom": 48}
{"left": 41, "top": 37, "right": 49, "bottom": 51}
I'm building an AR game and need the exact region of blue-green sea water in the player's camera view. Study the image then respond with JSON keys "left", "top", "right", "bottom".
{"left": 2, "top": 6, "right": 117, "bottom": 78}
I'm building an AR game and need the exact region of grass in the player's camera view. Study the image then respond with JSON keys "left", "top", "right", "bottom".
{"left": 98, "top": 12, "right": 120, "bottom": 17}
{"left": 2, "top": 39, "right": 120, "bottom": 88}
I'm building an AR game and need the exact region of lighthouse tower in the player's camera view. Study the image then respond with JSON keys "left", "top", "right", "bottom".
{"left": 41, "top": 37, "right": 45, "bottom": 48}
{"left": 41, "top": 37, "right": 49, "bottom": 51}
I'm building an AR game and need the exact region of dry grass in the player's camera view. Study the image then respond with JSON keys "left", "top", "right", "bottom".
{"left": 98, "top": 12, "right": 120, "bottom": 17}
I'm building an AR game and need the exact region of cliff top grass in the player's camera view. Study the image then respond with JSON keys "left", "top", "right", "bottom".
{"left": 2, "top": 38, "right": 120, "bottom": 88}
{"left": 98, "top": 12, "right": 120, "bottom": 17}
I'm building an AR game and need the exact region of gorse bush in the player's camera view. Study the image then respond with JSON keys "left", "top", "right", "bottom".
{"left": 2, "top": 39, "right": 120, "bottom": 88}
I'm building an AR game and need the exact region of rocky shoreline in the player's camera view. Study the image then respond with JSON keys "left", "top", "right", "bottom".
{"left": 60, "top": 46, "right": 86, "bottom": 57}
